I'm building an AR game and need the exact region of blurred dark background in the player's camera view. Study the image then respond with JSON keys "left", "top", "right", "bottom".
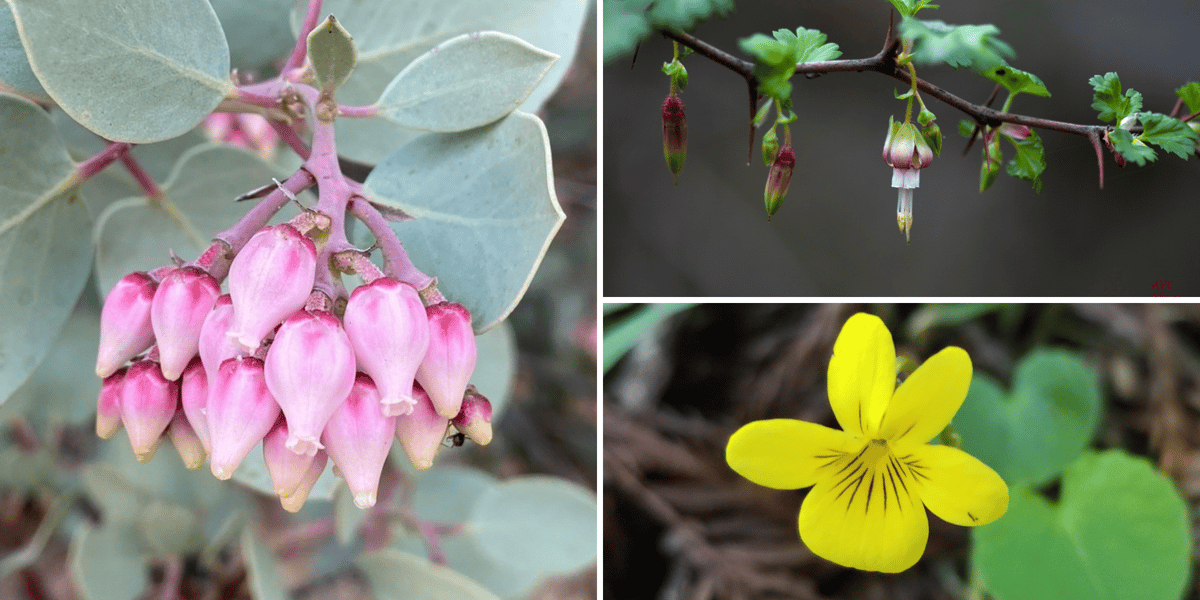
{"left": 603, "top": 0, "right": 1200, "bottom": 296}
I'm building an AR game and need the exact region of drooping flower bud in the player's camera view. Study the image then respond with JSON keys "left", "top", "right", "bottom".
{"left": 763, "top": 144, "right": 795, "bottom": 221}
{"left": 167, "top": 410, "right": 206, "bottom": 470}
{"left": 119, "top": 359, "right": 179, "bottom": 462}
{"left": 180, "top": 357, "right": 210, "bottom": 453}
{"left": 662, "top": 93, "right": 687, "bottom": 184}
{"left": 263, "top": 419, "right": 319, "bottom": 498}
{"left": 199, "top": 295, "right": 244, "bottom": 382}
{"left": 280, "top": 450, "right": 328, "bottom": 513}
{"left": 451, "top": 386, "right": 493, "bottom": 446}
{"left": 96, "top": 272, "right": 158, "bottom": 377}
{"left": 264, "top": 310, "right": 356, "bottom": 456}
{"left": 322, "top": 374, "right": 396, "bottom": 508}
{"left": 416, "top": 303, "right": 476, "bottom": 418}
{"left": 226, "top": 225, "right": 316, "bottom": 352}
{"left": 96, "top": 368, "right": 126, "bottom": 439}
{"left": 207, "top": 356, "right": 280, "bottom": 480}
{"left": 395, "top": 384, "right": 450, "bottom": 471}
{"left": 151, "top": 267, "right": 220, "bottom": 381}
{"left": 343, "top": 279, "right": 429, "bottom": 417}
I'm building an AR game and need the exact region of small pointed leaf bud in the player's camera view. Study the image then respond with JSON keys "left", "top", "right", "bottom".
{"left": 151, "top": 267, "right": 220, "bottom": 381}
{"left": 280, "top": 450, "right": 328, "bottom": 513}
{"left": 264, "top": 310, "right": 356, "bottom": 456}
{"left": 344, "top": 279, "right": 429, "bottom": 417}
{"left": 395, "top": 384, "right": 450, "bottom": 471}
{"left": 96, "top": 368, "right": 126, "bottom": 439}
{"left": 167, "top": 410, "right": 206, "bottom": 470}
{"left": 922, "top": 121, "right": 942, "bottom": 156}
{"left": 763, "top": 144, "right": 795, "bottom": 220}
{"left": 119, "top": 359, "right": 179, "bottom": 462}
{"left": 180, "top": 358, "right": 210, "bottom": 453}
{"left": 97, "top": 272, "right": 158, "bottom": 377}
{"left": 662, "top": 93, "right": 687, "bottom": 184}
{"left": 322, "top": 374, "right": 396, "bottom": 509}
{"left": 416, "top": 303, "right": 477, "bottom": 418}
{"left": 227, "top": 225, "right": 316, "bottom": 352}
{"left": 207, "top": 356, "right": 281, "bottom": 480}
{"left": 263, "top": 419, "right": 319, "bottom": 498}
{"left": 451, "top": 386, "right": 493, "bottom": 446}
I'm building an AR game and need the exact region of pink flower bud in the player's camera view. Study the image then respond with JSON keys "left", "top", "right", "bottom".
{"left": 343, "top": 279, "right": 429, "bottom": 417}
{"left": 207, "top": 356, "right": 281, "bottom": 480}
{"left": 280, "top": 450, "right": 328, "bottom": 513}
{"left": 151, "top": 267, "right": 220, "bottom": 381}
{"left": 451, "top": 386, "right": 493, "bottom": 446}
{"left": 395, "top": 384, "right": 449, "bottom": 471}
{"left": 96, "top": 272, "right": 157, "bottom": 377}
{"left": 263, "top": 419, "right": 319, "bottom": 498}
{"left": 322, "top": 374, "right": 396, "bottom": 508}
{"left": 763, "top": 145, "right": 795, "bottom": 220}
{"left": 119, "top": 359, "right": 179, "bottom": 462}
{"left": 180, "top": 358, "right": 210, "bottom": 453}
{"left": 199, "top": 295, "right": 245, "bottom": 382}
{"left": 264, "top": 310, "right": 356, "bottom": 457}
{"left": 662, "top": 93, "right": 687, "bottom": 184}
{"left": 96, "top": 368, "right": 125, "bottom": 439}
{"left": 227, "top": 225, "right": 316, "bottom": 352}
{"left": 416, "top": 303, "right": 477, "bottom": 419}
{"left": 167, "top": 410, "right": 206, "bottom": 470}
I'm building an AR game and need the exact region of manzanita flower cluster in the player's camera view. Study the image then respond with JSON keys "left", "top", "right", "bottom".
{"left": 95, "top": 214, "right": 490, "bottom": 512}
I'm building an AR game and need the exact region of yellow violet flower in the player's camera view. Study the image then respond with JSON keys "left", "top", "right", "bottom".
{"left": 726, "top": 313, "right": 1009, "bottom": 573}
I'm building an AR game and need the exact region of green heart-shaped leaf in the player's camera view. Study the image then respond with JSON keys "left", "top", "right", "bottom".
{"left": 954, "top": 348, "right": 1101, "bottom": 486}
{"left": 972, "top": 450, "right": 1190, "bottom": 600}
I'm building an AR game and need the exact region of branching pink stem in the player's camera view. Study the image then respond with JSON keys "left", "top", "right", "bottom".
{"left": 337, "top": 104, "right": 379, "bottom": 118}
{"left": 269, "top": 120, "right": 311, "bottom": 160}
{"left": 347, "top": 197, "right": 440, "bottom": 300}
{"left": 75, "top": 142, "right": 132, "bottom": 181}
{"left": 284, "top": 0, "right": 324, "bottom": 73}
{"left": 118, "top": 151, "right": 164, "bottom": 203}
{"left": 209, "top": 168, "right": 316, "bottom": 265}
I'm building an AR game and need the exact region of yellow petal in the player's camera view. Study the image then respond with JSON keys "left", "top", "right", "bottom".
{"left": 798, "top": 452, "right": 928, "bottom": 573}
{"left": 907, "top": 443, "right": 1008, "bottom": 526}
{"left": 880, "top": 346, "right": 972, "bottom": 448}
{"left": 726, "top": 419, "right": 860, "bottom": 490}
{"left": 827, "top": 313, "right": 896, "bottom": 438}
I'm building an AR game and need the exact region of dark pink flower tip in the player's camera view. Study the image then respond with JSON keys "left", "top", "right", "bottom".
{"left": 264, "top": 419, "right": 319, "bottom": 497}
{"left": 264, "top": 310, "right": 356, "bottom": 457}
{"left": 280, "top": 450, "right": 328, "bottom": 513}
{"left": 119, "top": 359, "right": 179, "bottom": 462}
{"left": 180, "top": 357, "right": 210, "bottom": 453}
{"left": 207, "top": 356, "right": 281, "bottom": 480}
{"left": 96, "top": 367, "right": 126, "bottom": 439}
{"left": 395, "top": 384, "right": 450, "bottom": 471}
{"left": 343, "top": 279, "right": 430, "bottom": 417}
{"left": 451, "top": 387, "right": 493, "bottom": 446}
{"left": 227, "top": 225, "right": 316, "bottom": 352}
{"left": 416, "top": 302, "right": 477, "bottom": 419}
{"left": 96, "top": 272, "right": 158, "bottom": 378}
{"left": 151, "top": 267, "right": 220, "bottom": 381}
{"left": 322, "top": 374, "right": 396, "bottom": 508}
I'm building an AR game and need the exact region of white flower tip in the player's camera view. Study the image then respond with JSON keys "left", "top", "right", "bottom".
{"left": 412, "top": 456, "right": 434, "bottom": 471}
{"left": 353, "top": 492, "right": 377, "bottom": 509}
{"left": 285, "top": 435, "right": 322, "bottom": 457}
{"left": 211, "top": 464, "right": 234, "bottom": 480}
{"left": 280, "top": 494, "right": 304, "bottom": 513}
{"left": 381, "top": 396, "right": 416, "bottom": 417}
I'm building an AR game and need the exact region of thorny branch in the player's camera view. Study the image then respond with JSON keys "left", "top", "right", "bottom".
{"left": 658, "top": 20, "right": 1193, "bottom": 190}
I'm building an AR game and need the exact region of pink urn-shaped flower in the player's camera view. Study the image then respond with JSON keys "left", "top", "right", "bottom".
{"left": 199, "top": 295, "right": 245, "bottom": 381}
{"left": 180, "top": 357, "right": 210, "bottom": 453}
{"left": 452, "top": 386, "right": 493, "bottom": 446}
{"left": 96, "top": 272, "right": 158, "bottom": 377}
{"left": 96, "top": 368, "right": 126, "bottom": 439}
{"left": 119, "top": 359, "right": 180, "bottom": 462}
{"left": 263, "top": 419, "right": 320, "bottom": 498}
{"left": 343, "top": 278, "right": 430, "bottom": 417}
{"left": 167, "top": 410, "right": 206, "bottom": 470}
{"left": 395, "top": 383, "right": 450, "bottom": 471}
{"left": 416, "top": 302, "right": 477, "bottom": 418}
{"left": 151, "top": 267, "right": 220, "bottom": 381}
{"left": 280, "top": 450, "right": 328, "bottom": 513}
{"left": 226, "top": 224, "right": 316, "bottom": 352}
{"left": 264, "top": 310, "right": 356, "bottom": 457}
{"left": 207, "top": 356, "right": 281, "bottom": 480}
{"left": 322, "top": 374, "right": 397, "bottom": 508}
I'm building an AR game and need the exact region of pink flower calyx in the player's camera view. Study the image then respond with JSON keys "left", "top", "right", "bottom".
{"left": 343, "top": 278, "right": 430, "bottom": 417}
{"left": 226, "top": 224, "right": 317, "bottom": 352}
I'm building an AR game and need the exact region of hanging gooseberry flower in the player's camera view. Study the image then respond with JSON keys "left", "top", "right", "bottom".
{"left": 763, "top": 144, "right": 795, "bottom": 221}
{"left": 662, "top": 92, "right": 687, "bottom": 184}
{"left": 150, "top": 266, "right": 220, "bottom": 381}
{"left": 416, "top": 302, "right": 477, "bottom": 418}
{"left": 883, "top": 117, "right": 935, "bottom": 243}
{"left": 96, "top": 272, "right": 157, "bottom": 378}
{"left": 226, "top": 224, "right": 316, "bottom": 352}
{"left": 726, "top": 313, "right": 1008, "bottom": 573}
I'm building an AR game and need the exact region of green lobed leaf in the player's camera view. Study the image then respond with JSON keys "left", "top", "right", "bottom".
{"left": 985, "top": 64, "right": 1050, "bottom": 98}
{"left": 0, "top": 3, "right": 46, "bottom": 100}
{"left": 603, "top": 0, "right": 651, "bottom": 63}
{"left": 377, "top": 31, "right": 557, "bottom": 133}
{"left": 1136, "top": 112, "right": 1198, "bottom": 159}
{"left": 957, "top": 118, "right": 975, "bottom": 138}
{"left": 294, "top": 0, "right": 589, "bottom": 165}
{"left": 901, "top": 18, "right": 1014, "bottom": 71}
{"left": 241, "top": 526, "right": 288, "bottom": 600}
{"left": 972, "top": 450, "right": 1190, "bottom": 600}
{"left": 1088, "top": 72, "right": 1142, "bottom": 123}
{"left": 0, "top": 94, "right": 91, "bottom": 408}
{"left": 954, "top": 348, "right": 1102, "bottom": 487}
{"left": 1004, "top": 129, "right": 1046, "bottom": 192}
{"left": 308, "top": 16, "right": 358, "bottom": 94}
{"left": 359, "top": 548, "right": 498, "bottom": 600}
{"left": 363, "top": 112, "right": 564, "bottom": 333}
{"left": 1175, "top": 81, "right": 1200, "bottom": 114}
{"left": 468, "top": 475, "right": 597, "bottom": 575}
{"left": 6, "top": 0, "right": 232, "bottom": 143}
{"left": 1110, "top": 128, "right": 1156, "bottom": 167}
{"left": 648, "top": 0, "right": 735, "bottom": 31}
{"left": 739, "top": 27, "right": 840, "bottom": 104}
{"left": 69, "top": 524, "right": 145, "bottom": 600}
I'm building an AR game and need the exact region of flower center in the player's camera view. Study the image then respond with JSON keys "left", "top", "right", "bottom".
{"left": 815, "top": 439, "right": 929, "bottom": 516}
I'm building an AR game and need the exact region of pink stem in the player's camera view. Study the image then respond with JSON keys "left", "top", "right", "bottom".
{"left": 347, "top": 196, "right": 440, "bottom": 299}
{"left": 76, "top": 142, "right": 132, "bottom": 181}
{"left": 211, "top": 169, "right": 316, "bottom": 255}
{"left": 270, "top": 119, "right": 311, "bottom": 160}
{"left": 118, "top": 152, "right": 164, "bottom": 203}
{"left": 338, "top": 104, "right": 379, "bottom": 118}
{"left": 284, "top": 0, "right": 324, "bottom": 73}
